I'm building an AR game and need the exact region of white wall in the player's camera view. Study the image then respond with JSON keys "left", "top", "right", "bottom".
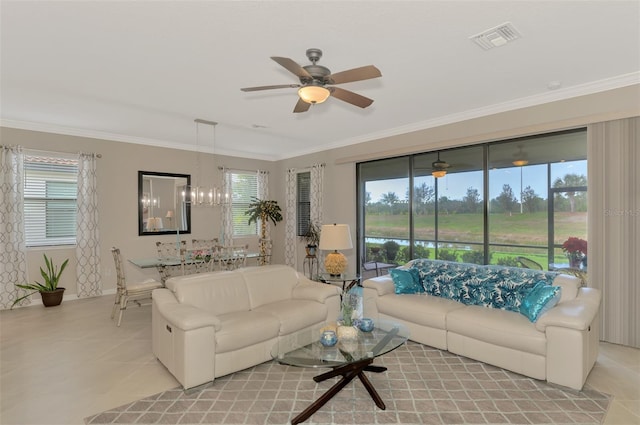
{"left": 2, "top": 84, "right": 639, "bottom": 304}
{"left": 0, "top": 128, "right": 274, "bottom": 298}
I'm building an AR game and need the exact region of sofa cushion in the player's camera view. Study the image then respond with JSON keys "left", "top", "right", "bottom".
{"left": 238, "top": 265, "right": 298, "bottom": 309}
{"left": 447, "top": 305, "right": 546, "bottom": 355}
{"left": 215, "top": 310, "right": 280, "bottom": 354}
{"left": 411, "top": 260, "right": 559, "bottom": 312}
{"left": 520, "top": 282, "right": 561, "bottom": 322}
{"left": 377, "top": 293, "right": 465, "bottom": 329}
{"left": 170, "top": 271, "right": 250, "bottom": 316}
{"left": 551, "top": 273, "right": 580, "bottom": 303}
{"left": 389, "top": 268, "right": 423, "bottom": 294}
{"left": 254, "top": 299, "right": 328, "bottom": 335}
{"left": 410, "top": 259, "right": 474, "bottom": 293}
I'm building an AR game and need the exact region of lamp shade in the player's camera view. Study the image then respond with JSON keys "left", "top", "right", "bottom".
{"left": 298, "top": 86, "right": 331, "bottom": 104}
{"left": 319, "top": 224, "right": 353, "bottom": 251}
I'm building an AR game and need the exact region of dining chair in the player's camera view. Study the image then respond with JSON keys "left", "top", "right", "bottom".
{"left": 156, "top": 241, "right": 186, "bottom": 258}
{"left": 110, "top": 247, "right": 163, "bottom": 327}
{"left": 181, "top": 247, "right": 214, "bottom": 275}
{"left": 217, "top": 244, "right": 248, "bottom": 271}
{"left": 191, "top": 238, "right": 219, "bottom": 250}
{"left": 156, "top": 241, "right": 186, "bottom": 282}
{"left": 516, "top": 256, "right": 544, "bottom": 270}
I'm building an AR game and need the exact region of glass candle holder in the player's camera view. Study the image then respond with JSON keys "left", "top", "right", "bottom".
{"left": 320, "top": 330, "right": 338, "bottom": 347}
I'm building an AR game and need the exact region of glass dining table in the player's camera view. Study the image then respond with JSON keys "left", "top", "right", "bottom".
{"left": 129, "top": 251, "right": 262, "bottom": 283}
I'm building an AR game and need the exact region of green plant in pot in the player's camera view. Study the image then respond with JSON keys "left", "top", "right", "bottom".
{"left": 12, "top": 254, "right": 69, "bottom": 308}
{"left": 301, "top": 222, "right": 321, "bottom": 256}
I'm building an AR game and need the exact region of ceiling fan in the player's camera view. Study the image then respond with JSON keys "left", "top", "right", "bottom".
{"left": 431, "top": 153, "right": 451, "bottom": 178}
{"left": 240, "top": 48, "right": 381, "bottom": 113}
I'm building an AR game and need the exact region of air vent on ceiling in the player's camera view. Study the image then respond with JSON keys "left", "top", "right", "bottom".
{"left": 470, "top": 22, "right": 521, "bottom": 50}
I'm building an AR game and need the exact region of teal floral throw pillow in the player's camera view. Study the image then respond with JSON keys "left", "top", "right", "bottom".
{"left": 520, "top": 282, "right": 561, "bottom": 322}
{"left": 390, "top": 268, "right": 424, "bottom": 294}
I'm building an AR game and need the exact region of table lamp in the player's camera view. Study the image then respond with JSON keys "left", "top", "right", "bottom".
{"left": 165, "top": 210, "right": 174, "bottom": 228}
{"left": 319, "top": 224, "right": 353, "bottom": 276}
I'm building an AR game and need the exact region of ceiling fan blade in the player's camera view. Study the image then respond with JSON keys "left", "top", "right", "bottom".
{"left": 329, "top": 87, "right": 374, "bottom": 108}
{"left": 328, "top": 65, "right": 381, "bottom": 84}
{"left": 241, "top": 84, "right": 300, "bottom": 92}
{"left": 271, "top": 57, "right": 312, "bottom": 79}
{"left": 293, "top": 98, "right": 311, "bottom": 113}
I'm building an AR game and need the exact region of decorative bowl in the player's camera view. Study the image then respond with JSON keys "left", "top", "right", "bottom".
{"left": 358, "top": 318, "right": 374, "bottom": 332}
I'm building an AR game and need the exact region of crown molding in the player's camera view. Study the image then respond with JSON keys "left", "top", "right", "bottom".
{"left": 3, "top": 72, "right": 638, "bottom": 162}
{"left": 284, "top": 72, "right": 640, "bottom": 160}
{"left": 0, "top": 119, "right": 279, "bottom": 161}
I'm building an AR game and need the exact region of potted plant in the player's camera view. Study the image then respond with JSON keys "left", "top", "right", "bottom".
{"left": 12, "top": 254, "right": 69, "bottom": 308}
{"left": 245, "top": 197, "right": 283, "bottom": 259}
{"left": 301, "top": 222, "right": 321, "bottom": 256}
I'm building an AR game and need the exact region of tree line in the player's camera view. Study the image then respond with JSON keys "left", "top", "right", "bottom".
{"left": 366, "top": 173, "right": 587, "bottom": 215}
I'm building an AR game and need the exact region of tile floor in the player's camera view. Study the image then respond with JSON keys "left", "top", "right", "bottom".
{"left": 1, "top": 295, "right": 638, "bottom": 425}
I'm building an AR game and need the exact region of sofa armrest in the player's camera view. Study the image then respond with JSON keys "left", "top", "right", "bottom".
{"left": 535, "top": 287, "right": 601, "bottom": 332}
{"left": 153, "top": 288, "right": 221, "bottom": 331}
{"left": 362, "top": 276, "right": 395, "bottom": 296}
{"left": 292, "top": 280, "right": 341, "bottom": 303}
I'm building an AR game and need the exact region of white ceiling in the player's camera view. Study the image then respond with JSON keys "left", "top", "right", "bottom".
{"left": 1, "top": 1, "right": 639, "bottom": 161}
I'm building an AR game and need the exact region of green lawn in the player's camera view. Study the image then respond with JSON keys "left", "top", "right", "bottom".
{"left": 364, "top": 211, "right": 587, "bottom": 268}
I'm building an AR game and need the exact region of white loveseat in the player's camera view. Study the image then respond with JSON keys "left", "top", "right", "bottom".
{"left": 363, "top": 259, "right": 601, "bottom": 390}
{"left": 152, "top": 265, "right": 341, "bottom": 390}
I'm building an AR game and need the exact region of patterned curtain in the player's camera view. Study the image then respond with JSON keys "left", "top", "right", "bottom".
{"left": 221, "top": 168, "right": 233, "bottom": 246}
{"left": 76, "top": 153, "right": 102, "bottom": 298}
{"left": 284, "top": 168, "right": 297, "bottom": 267}
{"left": 310, "top": 164, "right": 325, "bottom": 230}
{"left": 0, "top": 145, "right": 28, "bottom": 309}
{"left": 257, "top": 170, "right": 270, "bottom": 239}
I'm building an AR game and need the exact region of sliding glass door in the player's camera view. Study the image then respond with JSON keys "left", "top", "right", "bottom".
{"left": 356, "top": 128, "right": 587, "bottom": 270}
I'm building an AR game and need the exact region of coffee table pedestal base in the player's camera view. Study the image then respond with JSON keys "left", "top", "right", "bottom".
{"left": 290, "top": 358, "right": 387, "bottom": 425}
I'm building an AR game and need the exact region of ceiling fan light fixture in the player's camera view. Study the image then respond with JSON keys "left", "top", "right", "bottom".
{"left": 512, "top": 145, "right": 529, "bottom": 167}
{"left": 432, "top": 169, "right": 447, "bottom": 178}
{"left": 512, "top": 159, "right": 529, "bottom": 167}
{"left": 298, "top": 85, "right": 330, "bottom": 104}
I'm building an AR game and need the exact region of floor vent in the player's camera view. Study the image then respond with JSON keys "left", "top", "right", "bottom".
{"left": 470, "top": 22, "right": 522, "bottom": 50}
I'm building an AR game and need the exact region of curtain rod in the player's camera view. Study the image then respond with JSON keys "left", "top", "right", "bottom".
{"left": 24, "top": 147, "right": 102, "bottom": 158}
{"left": 288, "top": 162, "right": 326, "bottom": 173}
{"left": 218, "top": 166, "right": 268, "bottom": 174}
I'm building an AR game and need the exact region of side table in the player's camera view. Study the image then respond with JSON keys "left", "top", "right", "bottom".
{"left": 303, "top": 255, "right": 318, "bottom": 280}
{"left": 317, "top": 273, "right": 361, "bottom": 295}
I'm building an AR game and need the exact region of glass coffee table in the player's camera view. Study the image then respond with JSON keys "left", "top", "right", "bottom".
{"left": 271, "top": 320, "right": 409, "bottom": 424}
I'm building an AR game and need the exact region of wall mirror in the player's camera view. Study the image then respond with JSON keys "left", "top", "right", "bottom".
{"left": 138, "top": 171, "right": 191, "bottom": 236}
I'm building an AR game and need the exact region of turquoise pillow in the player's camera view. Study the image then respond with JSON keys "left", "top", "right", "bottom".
{"left": 519, "top": 282, "right": 561, "bottom": 322}
{"left": 390, "top": 268, "right": 424, "bottom": 294}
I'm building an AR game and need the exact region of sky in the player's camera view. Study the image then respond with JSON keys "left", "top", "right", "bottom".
{"left": 366, "top": 160, "right": 587, "bottom": 203}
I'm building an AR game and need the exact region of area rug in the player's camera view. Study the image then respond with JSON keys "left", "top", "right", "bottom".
{"left": 85, "top": 342, "right": 611, "bottom": 425}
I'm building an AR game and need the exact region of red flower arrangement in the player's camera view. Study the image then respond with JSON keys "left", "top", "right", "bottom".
{"left": 562, "top": 237, "right": 588, "bottom": 255}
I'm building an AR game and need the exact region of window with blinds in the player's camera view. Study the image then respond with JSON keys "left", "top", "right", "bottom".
{"left": 24, "top": 154, "right": 78, "bottom": 247}
{"left": 297, "top": 171, "right": 311, "bottom": 236}
{"left": 230, "top": 171, "right": 258, "bottom": 237}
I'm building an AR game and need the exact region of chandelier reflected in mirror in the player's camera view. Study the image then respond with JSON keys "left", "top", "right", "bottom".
{"left": 182, "top": 119, "right": 230, "bottom": 207}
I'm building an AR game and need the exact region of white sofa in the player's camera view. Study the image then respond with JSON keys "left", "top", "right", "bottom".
{"left": 152, "top": 265, "right": 341, "bottom": 390}
{"left": 363, "top": 260, "right": 601, "bottom": 390}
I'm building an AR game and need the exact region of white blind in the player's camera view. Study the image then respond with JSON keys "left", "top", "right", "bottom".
{"left": 24, "top": 155, "right": 78, "bottom": 247}
{"left": 231, "top": 171, "right": 258, "bottom": 237}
